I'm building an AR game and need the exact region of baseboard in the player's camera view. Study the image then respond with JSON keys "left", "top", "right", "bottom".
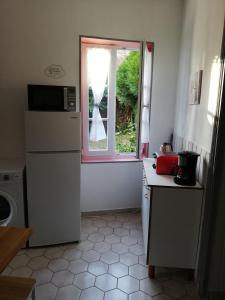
{"left": 81, "top": 207, "right": 141, "bottom": 216}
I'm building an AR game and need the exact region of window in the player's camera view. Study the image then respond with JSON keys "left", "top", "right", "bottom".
{"left": 80, "top": 37, "right": 153, "bottom": 161}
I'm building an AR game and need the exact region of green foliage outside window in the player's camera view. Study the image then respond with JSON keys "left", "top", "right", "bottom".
{"left": 116, "top": 51, "right": 140, "bottom": 113}
{"left": 116, "top": 51, "right": 140, "bottom": 153}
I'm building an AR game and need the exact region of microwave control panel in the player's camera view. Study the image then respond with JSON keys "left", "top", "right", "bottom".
{"left": 64, "top": 87, "right": 76, "bottom": 111}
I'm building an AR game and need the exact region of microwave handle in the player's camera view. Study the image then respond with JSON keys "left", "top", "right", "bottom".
{"left": 64, "top": 88, "right": 68, "bottom": 110}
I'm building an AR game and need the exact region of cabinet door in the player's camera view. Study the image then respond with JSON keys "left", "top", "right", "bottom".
{"left": 142, "top": 170, "right": 151, "bottom": 263}
{"left": 149, "top": 187, "right": 203, "bottom": 269}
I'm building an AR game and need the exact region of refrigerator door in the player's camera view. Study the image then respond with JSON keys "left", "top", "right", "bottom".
{"left": 25, "top": 111, "right": 80, "bottom": 152}
{"left": 26, "top": 151, "right": 80, "bottom": 246}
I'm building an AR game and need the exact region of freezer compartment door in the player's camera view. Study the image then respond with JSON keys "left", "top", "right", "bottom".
{"left": 26, "top": 152, "right": 80, "bottom": 246}
{"left": 25, "top": 111, "right": 80, "bottom": 151}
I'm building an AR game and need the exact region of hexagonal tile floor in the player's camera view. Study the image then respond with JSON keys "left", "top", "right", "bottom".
{"left": 1, "top": 212, "right": 200, "bottom": 300}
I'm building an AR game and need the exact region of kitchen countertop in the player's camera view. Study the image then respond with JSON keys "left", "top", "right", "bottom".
{"left": 143, "top": 158, "right": 203, "bottom": 189}
{"left": 0, "top": 227, "right": 32, "bottom": 273}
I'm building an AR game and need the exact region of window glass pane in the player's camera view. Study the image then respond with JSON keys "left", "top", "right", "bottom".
{"left": 115, "top": 49, "right": 140, "bottom": 154}
{"left": 89, "top": 84, "right": 108, "bottom": 118}
{"left": 88, "top": 87, "right": 94, "bottom": 119}
{"left": 89, "top": 120, "right": 108, "bottom": 150}
{"left": 99, "top": 88, "right": 108, "bottom": 118}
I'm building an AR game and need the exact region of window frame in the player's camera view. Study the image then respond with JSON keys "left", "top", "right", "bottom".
{"left": 80, "top": 36, "right": 153, "bottom": 161}
{"left": 138, "top": 41, "right": 154, "bottom": 159}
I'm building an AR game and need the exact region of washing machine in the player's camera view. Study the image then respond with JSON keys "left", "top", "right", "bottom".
{"left": 0, "top": 159, "right": 26, "bottom": 227}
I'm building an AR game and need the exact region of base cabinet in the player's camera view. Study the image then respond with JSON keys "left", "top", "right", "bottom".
{"left": 142, "top": 159, "right": 203, "bottom": 275}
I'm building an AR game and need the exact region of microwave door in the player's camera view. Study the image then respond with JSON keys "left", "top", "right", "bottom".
{"left": 28, "top": 85, "right": 64, "bottom": 111}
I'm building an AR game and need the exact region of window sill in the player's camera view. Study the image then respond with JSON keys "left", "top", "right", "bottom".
{"left": 82, "top": 154, "right": 142, "bottom": 163}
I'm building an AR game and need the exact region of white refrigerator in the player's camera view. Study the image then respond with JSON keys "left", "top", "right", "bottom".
{"left": 25, "top": 111, "right": 80, "bottom": 247}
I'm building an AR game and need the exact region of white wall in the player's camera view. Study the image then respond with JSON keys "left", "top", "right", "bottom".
{"left": 174, "top": 0, "right": 225, "bottom": 153}
{"left": 0, "top": 0, "right": 184, "bottom": 211}
{"left": 173, "top": 0, "right": 225, "bottom": 294}
{"left": 0, "top": 0, "right": 183, "bottom": 158}
{"left": 81, "top": 162, "right": 142, "bottom": 212}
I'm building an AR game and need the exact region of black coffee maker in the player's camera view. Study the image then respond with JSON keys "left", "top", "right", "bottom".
{"left": 174, "top": 151, "right": 199, "bottom": 186}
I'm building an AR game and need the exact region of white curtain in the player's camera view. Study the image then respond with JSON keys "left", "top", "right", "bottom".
{"left": 88, "top": 48, "right": 110, "bottom": 141}
{"left": 141, "top": 44, "right": 152, "bottom": 143}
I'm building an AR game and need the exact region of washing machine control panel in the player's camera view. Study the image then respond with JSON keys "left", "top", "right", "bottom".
{"left": 3, "top": 174, "right": 9, "bottom": 181}
{"left": 0, "top": 173, "right": 21, "bottom": 182}
{"left": 0, "top": 174, "right": 10, "bottom": 181}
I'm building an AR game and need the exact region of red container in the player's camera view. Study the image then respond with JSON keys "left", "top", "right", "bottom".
{"left": 156, "top": 155, "right": 178, "bottom": 175}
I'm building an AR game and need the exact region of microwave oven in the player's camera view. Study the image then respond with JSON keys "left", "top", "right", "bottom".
{"left": 27, "top": 84, "right": 76, "bottom": 111}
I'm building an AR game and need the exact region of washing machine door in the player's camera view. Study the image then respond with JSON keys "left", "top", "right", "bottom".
{"left": 0, "top": 191, "right": 17, "bottom": 226}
